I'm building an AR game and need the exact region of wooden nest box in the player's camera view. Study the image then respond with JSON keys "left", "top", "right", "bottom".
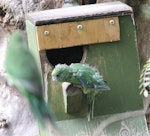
{"left": 26, "top": 2, "right": 149, "bottom": 136}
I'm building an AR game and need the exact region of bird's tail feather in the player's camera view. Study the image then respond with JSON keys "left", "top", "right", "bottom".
{"left": 27, "top": 93, "right": 55, "bottom": 128}
{"left": 87, "top": 99, "right": 95, "bottom": 122}
{"left": 87, "top": 103, "right": 91, "bottom": 122}
{"left": 97, "top": 85, "right": 111, "bottom": 90}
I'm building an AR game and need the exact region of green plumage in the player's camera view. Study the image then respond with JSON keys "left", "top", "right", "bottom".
{"left": 51, "top": 63, "right": 110, "bottom": 121}
{"left": 5, "top": 30, "right": 54, "bottom": 127}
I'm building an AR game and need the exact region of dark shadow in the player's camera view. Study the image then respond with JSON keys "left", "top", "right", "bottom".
{"left": 46, "top": 46, "right": 84, "bottom": 66}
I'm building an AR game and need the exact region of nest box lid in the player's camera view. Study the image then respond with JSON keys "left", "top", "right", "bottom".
{"left": 26, "top": 2, "right": 133, "bottom": 50}
{"left": 26, "top": 2, "right": 132, "bottom": 26}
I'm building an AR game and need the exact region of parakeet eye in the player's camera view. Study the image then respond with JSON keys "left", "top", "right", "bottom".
{"left": 56, "top": 74, "right": 60, "bottom": 78}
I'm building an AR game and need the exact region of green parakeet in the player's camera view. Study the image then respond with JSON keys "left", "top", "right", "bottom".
{"left": 5, "top": 30, "right": 54, "bottom": 127}
{"left": 51, "top": 63, "right": 110, "bottom": 121}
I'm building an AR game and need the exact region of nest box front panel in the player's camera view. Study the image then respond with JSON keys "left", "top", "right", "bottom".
{"left": 36, "top": 17, "right": 120, "bottom": 50}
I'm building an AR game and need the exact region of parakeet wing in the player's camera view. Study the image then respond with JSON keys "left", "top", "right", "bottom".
{"left": 5, "top": 32, "right": 42, "bottom": 96}
{"left": 5, "top": 31, "right": 55, "bottom": 128}
{"left": 70, "top": 63, "right": 108, "bottom": 89}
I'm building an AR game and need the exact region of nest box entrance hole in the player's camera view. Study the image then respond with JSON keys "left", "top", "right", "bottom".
{"left": 46, "top": 46, "right": 85, "bottom": 66}
{"left": 46, "top": 46, "right": 86, "bottom": 114}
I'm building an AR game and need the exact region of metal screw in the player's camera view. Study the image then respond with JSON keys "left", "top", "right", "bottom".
{"left": 44, "top": 31, "right": 49, "bottom": 36}
{"left": 109, "top": 20, "right": 115, "bottom": 25}
{"left": 120, "top": 128, "right": 130, "bottom": 136}
{"left": 77, "top": 25, "right": 83, "bottom": 30}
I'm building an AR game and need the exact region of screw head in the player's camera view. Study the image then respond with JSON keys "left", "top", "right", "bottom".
{"left": 77, "top": 25, "right": 83, "bottom": 30}
{"left": 44, "top": 31, "right": 49, "bottom": 36}
{"left": 144, "top": 90, "right": 149, "bottom": 97}
{"left": 120, "top": 128, "right": 130, "bottom": 136}
{"left": 109, "top": 20, "right": 115, "bottom": 25}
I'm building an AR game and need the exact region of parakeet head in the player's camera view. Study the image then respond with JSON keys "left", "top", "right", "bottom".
{"left": 51, "top": 64, "right": 72, "bottom": 82}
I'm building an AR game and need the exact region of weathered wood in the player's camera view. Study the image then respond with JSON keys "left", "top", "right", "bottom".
{"left": 36, "top": 17, "right": 120, "bottom": 50}
{"left": 26, "top": 2, "right": 132, "bottom": 26}
{"left": 56, "top": 113, "right": 149, "bottom": 136}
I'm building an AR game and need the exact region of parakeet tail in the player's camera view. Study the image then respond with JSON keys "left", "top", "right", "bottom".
{"left": 96, "top": 83, "right": 111, "bottom": 91}
{"left": 87, "top": 100, "right": 95, "bottom": 122}
{"left": 87, "top": 103, "right": 91, "bottom": 122}
{"left": 103, "top": 81, "right": 111, "bottom": 90}
{"left": 27, "top": 93, "right": 55, "bottom": 128}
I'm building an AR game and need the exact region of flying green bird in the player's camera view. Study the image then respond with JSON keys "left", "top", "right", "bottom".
{"left": 5, "top": 30, "right": 54, "bottom": 127}
{"left": 51, "top": 63, "right": 110, "bottom": 121}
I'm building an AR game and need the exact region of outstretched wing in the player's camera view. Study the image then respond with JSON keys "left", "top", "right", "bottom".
{"left": 5, "top": 32, "right": 43, "bottom": 96}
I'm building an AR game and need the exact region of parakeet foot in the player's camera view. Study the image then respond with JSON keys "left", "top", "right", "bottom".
{"left": 91, "top": 99, "right": 95, "bottom": 119}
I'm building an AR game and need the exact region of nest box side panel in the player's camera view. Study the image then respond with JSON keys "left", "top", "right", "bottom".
{"left": 26, "top": 20, "right": 44, "bottom": 91}
{"left": 85, "top": 15, "right": 143, "bottom": 116}
{"left": 26, "top": 21, "right": 41, "bottom": 70}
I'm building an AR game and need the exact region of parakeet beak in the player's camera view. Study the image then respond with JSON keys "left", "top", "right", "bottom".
{"left": 52, "top": 76, "right": 57, "bottom": 82}
{"left": 51, "top": 70, "right": 58, "bottom": 81}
